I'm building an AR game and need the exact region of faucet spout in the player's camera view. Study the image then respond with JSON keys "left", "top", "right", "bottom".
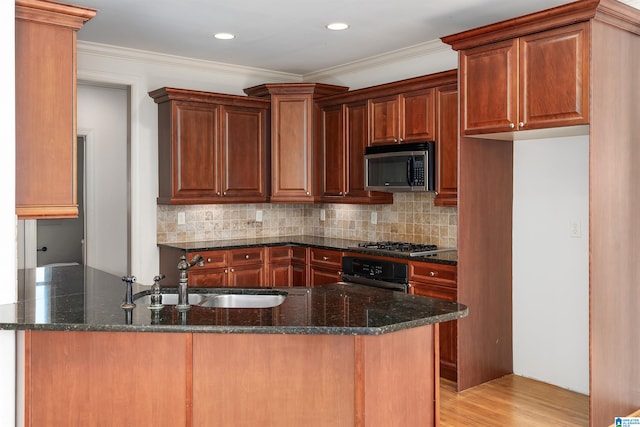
{"left": 176, "top": 254, "right": 203, "bottom": 310}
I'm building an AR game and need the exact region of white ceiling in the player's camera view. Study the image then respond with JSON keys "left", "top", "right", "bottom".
{"left": 71, "top": 0, "right": 640, "bottom": 75}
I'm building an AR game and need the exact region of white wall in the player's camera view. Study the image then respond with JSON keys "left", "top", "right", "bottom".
{"left": 512, "top": 135, "right": 589, "bottom": 394}
{"left": 0, "top": 1, "right": 16, "bottom": 424}
{"left": 78, "top": 84, "right": 129, "bottom": 276}
{"left": 77, "top": 41, "right": 456, "bottom": 284}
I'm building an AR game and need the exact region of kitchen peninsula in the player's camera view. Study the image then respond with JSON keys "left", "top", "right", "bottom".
{"left": 3, "top": 264, "right": 466, "bottom": 427}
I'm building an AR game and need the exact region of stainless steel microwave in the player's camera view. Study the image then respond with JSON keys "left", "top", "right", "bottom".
{"left": 364, "top": 141, "right": 435, "bottom": 192}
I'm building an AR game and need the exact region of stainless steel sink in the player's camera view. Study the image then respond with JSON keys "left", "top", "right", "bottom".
{"left": 132, "top": 289, "right": 287, "bottom": 309}
{"left": 199, "top": 293, "right": 286, "bottom": 308}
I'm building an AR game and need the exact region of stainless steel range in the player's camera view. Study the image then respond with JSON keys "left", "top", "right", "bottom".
{"left": 352, "top": 241, "right": 456, "bottom": 257}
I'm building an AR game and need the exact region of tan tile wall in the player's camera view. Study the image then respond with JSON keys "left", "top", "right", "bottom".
{"left": 157, "top": 193, "right": 457, "bottom": 248}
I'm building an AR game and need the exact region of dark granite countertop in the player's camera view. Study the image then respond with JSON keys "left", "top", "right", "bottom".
{"left": 0, "top": 265, "right": 467, "bottom": 335}
{"left": 158, "top": 235, "right": 458, "bottom": 265}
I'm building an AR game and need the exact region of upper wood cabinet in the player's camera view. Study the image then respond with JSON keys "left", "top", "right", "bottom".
{"left": 434, "top": 84, "right": 459, "bottom": 206}
{"left": 456, "top": 22, "right": 589, "bottom": 135}
{"left": 243, "top": 83, "right": 348, "bottom": 203}
{"left": 149, "top": 88, "right": 270, "bottom": 204}
{"left": 369, "top": 89, "right": 436, "bottom": 145}
{"left": 15, "top": 0, "right": 96, "bottom": 219}
{"left": 318, "top": 100, "right": 393, "bottom": 204}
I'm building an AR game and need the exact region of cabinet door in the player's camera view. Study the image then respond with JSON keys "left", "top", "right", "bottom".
{"left": 271, "top": 93, "right": 313, "bottom": 200}
{"left": 321, "top": 104, "right": 345, "bottom": 197}
{"left": 434, "top": 84, "right": 459, "bottom": 207}
{"left": 229, "top": 264, "right": 265, "bottom": 287}
{"left": 461, "top": 39, "right": 518, "bottom": 134}
{"left": 345, "top": 101, "right": 369, "bottom": 198}
{"left": 401, "top": 88, "right": 436, "bottom": 142}
{"left": 190, "top": 268, "right": 228, "bottom": 287}
{"left": 309, "top": 265, "right": 342, "bottom": 286}
{"left": 519, "top": 23, "right": 589, "bottom": 130}
{"left": 292, "top": 262, "right": 308, "bottom": 287}
{"left": 172, "top": 102, "right": 221, "bottom": 198}
{"left": 411, "top": 283, "right": 457, "bottom": 381}
{"left": 369, "top": 95, "right": 401, "bottom": 145}
{"left": 221, "top": 105, "right": 267, "bottom": 200}
{"left": 268, "top": 262, "right": 293, "bottom": 287}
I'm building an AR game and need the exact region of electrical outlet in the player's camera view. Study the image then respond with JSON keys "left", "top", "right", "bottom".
{"left": 256, "top": 210, "right": 263, "bottom": 222}
{"left": 177, "top": 212, "right": 186, "bottom": 225}
{"left": 320, "top": 209, "right": 326, "bottom": 221}
{"left": 371, "top": 211, "right": 378, "bottom": 225}
{"left": 569, "top": 219, "right": 581, "bottom": 238}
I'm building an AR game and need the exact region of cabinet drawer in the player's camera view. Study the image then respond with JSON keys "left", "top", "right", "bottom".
{"left": 410, "top": 282, "right": 456, "bottom": 301}
{"left": 409, "top": 262, "right": 457, "bottom": 287}
{"left": 268, "top": 246, "right": 291, "bottom": 263}
{"left": 229, "top": 247, "right": 265, "bottom": 266}
{"left": 192, "top": 250, "right": 227, "bottom": 269}
{"left": 309, "top": 248, "right": 342, "bottom": 268}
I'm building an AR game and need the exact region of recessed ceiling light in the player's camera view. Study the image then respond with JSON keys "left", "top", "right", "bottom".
{"left": 214, "top": 32, "right": 235, "bottom": 40}
{"left": 326, "top": 22, "right": 349, "bottom": 31}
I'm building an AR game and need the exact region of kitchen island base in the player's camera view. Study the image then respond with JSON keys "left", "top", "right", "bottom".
{"left": 21, "top": 327, "right": 439, "bottom": 427}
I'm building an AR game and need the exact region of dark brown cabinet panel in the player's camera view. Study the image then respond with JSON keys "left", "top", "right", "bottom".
{"left": 267, "top": 246, "right": 308, "bottom": 287}
{"left": 244, "top": 83, "right": 348, "bottom": 203}
{"left": 369, "top": 95, "right": 401, "bottom": 145}
{"left": 308, "top": 248, "right": 343, "bottom": 286}
{"left": 435, "top": 84, "right": 459, "bottom": 207}
{"left": 150, "top": 87, "right": 269, "bottom": 204}
{"left": 460, "top": 23, "right": 589, "bottom": 135}
{"left": 321, "top": 104, "right": 344, "bottom": 197}
{"left": 401, "top": 88, "right": 436, "bottom": 142}
{"left": 15, "top": 1, "right": 96, "bottom": 219}
{"left": 410, "top": 261, "right": 457, "bottom": 381}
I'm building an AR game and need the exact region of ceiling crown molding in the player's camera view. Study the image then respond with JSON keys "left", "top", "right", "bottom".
{"left": 77, "top": 41, "right": 302, "bottom": 83}
{"left": 303, "top": 39, "right": 451, "bottom": 82}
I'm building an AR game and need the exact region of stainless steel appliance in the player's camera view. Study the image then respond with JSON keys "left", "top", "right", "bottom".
{"left": 364, "top": 141, "right": 435, "bottom": 192}
{"left": 341, "top": 256, "right": 409, "bottom": 293}
{"left": 351, "top": 241, "right": 456, "bottom": 257}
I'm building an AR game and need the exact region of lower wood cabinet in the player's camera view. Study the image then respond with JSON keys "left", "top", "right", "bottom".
{"left": 409, "top": 261, "right": 458, "bottom": 381}
{"left": 267, "top": 245, "right": 308, "bottom": 287}
{"left": 308, "top": 248, "right": 343, "bottom": 286}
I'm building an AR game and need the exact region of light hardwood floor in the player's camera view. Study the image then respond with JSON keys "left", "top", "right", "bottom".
{"left": 440, "top": 375, "right": 589, "bottom": 426}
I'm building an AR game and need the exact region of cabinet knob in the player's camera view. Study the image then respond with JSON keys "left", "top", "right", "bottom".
{"left": 207, "top": 258, "right": 212, "bottom": 263}
{"left": 224, "top": 269, "right": 228, "bottom": 273}
{"left": 399, "top": 138, "right": 404, "bottom": 142}
{"left": 216, "top": 191, "right": 221, "bottom": 196}
{"left": 322, "top": 256, "right": 329, "bottom": 261}
{"left": 429, "top": 271, "right": 437, "bottom": 277}
{"left": 306, "top": 191, "right": 310, "bottom": 195}
{"left": 339, "top": 191, "right": 343, "bottom": 195}
{"left": 509, "top": 123, "right": 515, "bottom": 129}
{"left": 245, "top": 254, "right": 250, "bottom": 260}
{"left": 231, "top": 268, "right": 235, "bottom": 273}
{"left": 519, "top": 122, "right": 525, "bottom": 128}
{"left": 223, "top": 191, "right": 227, "bottom": 196}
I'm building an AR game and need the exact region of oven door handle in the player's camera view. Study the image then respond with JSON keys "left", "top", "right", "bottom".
{"left": 342, "top": 274, "right": 408, "bottom": 293}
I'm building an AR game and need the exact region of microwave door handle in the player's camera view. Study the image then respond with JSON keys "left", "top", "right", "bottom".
{"left": 407, "top": 157, "right": 414, "bottom": 185}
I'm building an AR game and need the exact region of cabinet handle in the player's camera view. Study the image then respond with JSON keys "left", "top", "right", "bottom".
{"left": 429, "top": 271, "right": 437, "bottom": 277}
{"left": 509, "top": 123, "right": 515, "bottom": 129}
{"left": 519, "top": 122, "right": 525, "bottom": 128}
{"left": 245, "top": 254, "right": 250, "bottom": 260}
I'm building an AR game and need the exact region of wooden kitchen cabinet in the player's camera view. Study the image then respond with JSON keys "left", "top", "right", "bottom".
{"left": 319, "top": 100, "right": 393, "bottom": 204}
{"left": 369, "top": 89, "right": 436, "bottom": 145}
{"left": 160, "top": 247, "right": 265, "bottom": 288}
{"left": 149, "top": 87, "right": 270, "bottom": 204}
{"left": 267, "top": 245, "right": 308, "bottom": 287}
{"left": 459, "top": 22, "right": 589, "bottom": 135}
{"left": 308, "top": 248, "right": 343, "bottom": 286}
{"left": 243, "top": 83, "right": 348, "bottom": 203}
{"left": 409, "top": 261, "right": 458, "bottom": 381}
{"left": 15, "top": 0, "right": 96, "bottom": 219}
{"left": 434, "top": 84, "right": 459, "bottom": 206}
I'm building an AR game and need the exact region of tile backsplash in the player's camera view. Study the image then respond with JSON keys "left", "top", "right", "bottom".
{"left": 157, "top": 193, "right": 457, "bottom": 248}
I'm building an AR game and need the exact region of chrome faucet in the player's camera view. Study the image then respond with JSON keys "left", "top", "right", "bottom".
{"left": 176, "top": 254, "right": 203, "bottom": 310}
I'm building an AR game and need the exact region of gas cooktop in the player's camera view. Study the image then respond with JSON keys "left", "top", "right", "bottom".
{"left": 352, "top": 241, "right": 456, "bottom": 257}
